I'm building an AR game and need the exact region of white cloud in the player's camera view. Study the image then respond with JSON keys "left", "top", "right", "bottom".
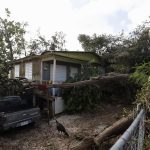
{"left": 128, "top": 0, "right": 150, "bottom": 30}
{"left": 0, "top": 0, "right": 150, "bottom": 50}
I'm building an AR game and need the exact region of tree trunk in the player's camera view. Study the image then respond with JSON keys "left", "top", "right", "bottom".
{"left": 48, "top": 73, "right": 129, "bottom": 89}
{"left": 70, "top": 137, "right": 95, "bottom": 150}
{"left": 94, "top": 116, "right": 133, "bottom": 145}
{"left": 70, "top": 116, "right": 133, "bottom": 150}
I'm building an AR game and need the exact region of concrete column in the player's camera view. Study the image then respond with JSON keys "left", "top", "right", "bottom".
{"left": 52, "top": 59, "right": 56, "bottom": 115}
{"left": 52, "top": 59, "right": 56, "bottom": 85}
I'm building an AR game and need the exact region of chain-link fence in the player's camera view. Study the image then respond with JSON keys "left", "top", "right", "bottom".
{"left": 110, "top": 109, "right": 145, "bottom": 150}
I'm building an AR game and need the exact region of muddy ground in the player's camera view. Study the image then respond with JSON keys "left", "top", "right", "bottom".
{"left": 0, "top": 104, "right": 124, "bottom": 150}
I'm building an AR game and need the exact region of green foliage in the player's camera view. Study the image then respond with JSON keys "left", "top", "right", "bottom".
{"left": 78, "top": 32, "right": 132, "bottom": 73}
{"left": 63, "top": 64, "right": 135, "bottom": 113}
{"left": 130, "top": 62, "right": 150, "bottom": 86}
{"left": 63, "top": 64, "right": 104, "bottom": 113}
{"left": 110, "top": 64, "right": 130, "bottom": 73}
{"left": 29, "top": 34, "right": 52, "bottom": 54}
{"left": 75, "top": 65, "right": 104, "bottom": 81}
{"left": 0, "top": 9, "right": 26, "bottom": 97}
{"left": 136, "top": 82, "right": 150, "bottom": 112}
{"left": 130, "top": 62, "right": 150, "bottom": 149}
{"left": 0, "top": 55, "right": 11, "bottom": 97}
{"left": 130, "top": 72, "right": 148, "bottom": 86}
{"left": 130, "top": 62, "right": 150, "bottom": 111}
{"left": 0, "top": 59, "right": 23, "bottom": 97}
{"left": 62, "top": 85, "right": 102, "bottom": 113}
{"left": 78, "top": 20, "right": 150, "bottom": 74}
{"left": 0, "top": 8, "right": 27, "bottom": 62}
{"left": 51, "top": 31, "right": 66, "bottom": 51}
{"left": 66, "top": 64, "right": 104, "bottom": 83}
{"left": 78, "top": 34, "right": 110, "bottom": 55}
{"left": 28, "top": 31, "right": 66, "bottom": 54}
{"left": 63, "top": 77, "right": 135, "bottom": 113}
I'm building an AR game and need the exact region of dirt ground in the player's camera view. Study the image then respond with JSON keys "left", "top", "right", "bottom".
{"left": 0, "top": 104, "right": 124, "bottom": 150}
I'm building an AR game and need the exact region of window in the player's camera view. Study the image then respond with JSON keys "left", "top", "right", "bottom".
{"left": 14, "top": 65, "right": 20, "bottom": 77}
{"left": 70, "top": 67, "right": 78, "bottom": 78}
{"left": 25, "top": 62, "right": 32, "bottom": 80}
{"left": 50, "top": 64, "right": 67, "bottom": 82}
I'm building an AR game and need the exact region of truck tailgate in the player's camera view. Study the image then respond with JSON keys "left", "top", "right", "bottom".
{"left": 1, "top": 107, "right": 40, "bottom": 130}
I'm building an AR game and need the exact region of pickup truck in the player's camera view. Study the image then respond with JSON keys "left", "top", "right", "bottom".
{"left": 0, "top": 96, "right": 40, "bottom": 130}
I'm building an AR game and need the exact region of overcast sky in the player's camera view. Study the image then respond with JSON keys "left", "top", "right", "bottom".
{"left": 0, "top": 0, "right": 150, "bottom": 51}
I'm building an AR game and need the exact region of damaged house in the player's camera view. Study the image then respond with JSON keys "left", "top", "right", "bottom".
{"left": 12, "top": 51, "right": 101, "bottom": 115}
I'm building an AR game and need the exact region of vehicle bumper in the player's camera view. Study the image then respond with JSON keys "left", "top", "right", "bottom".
{"left": 0, "top": 115, "right": 40, "bottom": 130}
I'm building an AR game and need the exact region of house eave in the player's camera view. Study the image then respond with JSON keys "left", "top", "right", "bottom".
{"left": 13, "top": 51, "right": 101, "bottom": 65}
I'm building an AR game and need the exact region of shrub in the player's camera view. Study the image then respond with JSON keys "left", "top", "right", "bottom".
{"left": 62, "top": 85, "right": 102, "bottom": 113}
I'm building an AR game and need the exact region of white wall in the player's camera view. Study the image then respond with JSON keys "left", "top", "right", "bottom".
{"left": 25, "top": 62, "right": 32, "bottom": 80}
{"left": 14, "top": 65, "right": 20, "bottom": 77}
{"left": 55, "top": 97, "right": 65, "bottom": 114}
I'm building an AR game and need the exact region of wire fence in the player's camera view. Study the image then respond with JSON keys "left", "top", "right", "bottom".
{"left": 110, "top": 109, "right": 145, "bottom": 150}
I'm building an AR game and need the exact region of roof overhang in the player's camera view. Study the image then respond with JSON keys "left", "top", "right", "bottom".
{"left": 14, "top": 51, "right": 101, "bottom": 65}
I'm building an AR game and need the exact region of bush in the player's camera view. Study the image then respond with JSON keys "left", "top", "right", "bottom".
{"left": 130, "top": 62, "right": 150, "bottom": 149}
{"left": 62, "top": 85, "right": 102, "bottom": 113}
{"left": 130, "top": 62, "right": 150, "bottom": 86}
{"left": 0, "top": 60, "right": 23, "bottom": 97}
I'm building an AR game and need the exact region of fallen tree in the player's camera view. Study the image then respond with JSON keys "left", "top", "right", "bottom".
{"left": 48, "top": 73, "right": 129, "bottom": 89}
{"left": 94, "top": 116, "right": 133, "bottom": 145}
{"left": 70, "top": 137, "right": 95, "bottom": 150}
{"left": 70, "top": 115, "right": 133, "bottom": 150}
{"left": 60, "top": 73, "right": 134, "bottom": 112}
